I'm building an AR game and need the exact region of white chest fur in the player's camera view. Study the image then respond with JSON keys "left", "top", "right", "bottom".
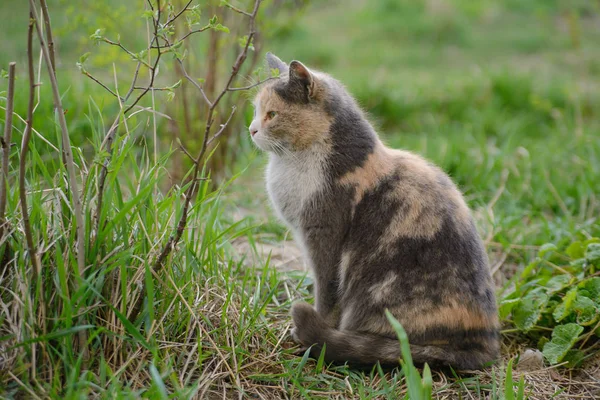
{"left": 266, "top": 152, "right": 328, "bottom": 229}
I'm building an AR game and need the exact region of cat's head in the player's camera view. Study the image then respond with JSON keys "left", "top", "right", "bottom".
{"left": 249, "top": 53, "right": 335, "bottom": 153}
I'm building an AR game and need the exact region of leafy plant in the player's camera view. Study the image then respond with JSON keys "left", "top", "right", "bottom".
{"left": 501, "top": 239, "right": 600, "bottom": 365}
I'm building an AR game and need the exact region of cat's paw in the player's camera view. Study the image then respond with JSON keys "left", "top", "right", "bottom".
{"left": 290, "top": 302, "right": 329, "bottom": 346}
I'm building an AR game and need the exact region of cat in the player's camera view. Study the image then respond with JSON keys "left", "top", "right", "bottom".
{"left": 248, "top": 52, "right": 500, "bottom": 370}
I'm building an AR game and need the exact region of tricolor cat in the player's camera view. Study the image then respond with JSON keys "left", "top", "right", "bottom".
{"left": 249, "top": 53, "right": 499, "bottom": 370}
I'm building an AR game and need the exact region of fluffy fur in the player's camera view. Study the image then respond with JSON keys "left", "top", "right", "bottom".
{"left": 249, "top": 53, "right": 499, "bottom": 370}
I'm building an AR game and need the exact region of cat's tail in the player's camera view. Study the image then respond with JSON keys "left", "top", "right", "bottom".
{"left": 291, "top": 302, "right": 497, "bottom": 370}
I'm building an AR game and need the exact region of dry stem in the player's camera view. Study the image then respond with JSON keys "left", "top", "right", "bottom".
{"left": 29, "top": 0, "right": 88, "bottom": 361}
{"left": 0, "top": 62, "right": 16, "bottom": 239}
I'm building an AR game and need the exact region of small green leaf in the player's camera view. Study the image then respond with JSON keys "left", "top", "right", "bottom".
{"left": 566, "top": 241, "right": 584, "bottom": 259}
{"left": 89, "top": 28, "right": 105, "bottom": 43}
{"left": 79, "top": 52, "right": 91, "bottom": 64}
{"left": 545, "top": 274, "right": 571, "bottom": 294}
{"left": 1, "top": 69, "right": 9, "bottom": 79}
{"left": 572, "top": 294, "right": 599, "bottom": 326}
{"left": 238, "top": 35, "right": 254, "bottom": 51}
{"left": 141, "top": 10, "right": 157, "bottom": 19}
{"left": 499, "top": 298, "right": 520, "bottom": 320}
{"left": 169, "top": 79, "right": 182, "bottom": 90}
{"left": 579, "top": 277, "right": 600, "bottom": 300}
{"left": 553, "top": 288, "right": 577, "bottom": 322}
{"left": 213, "top": 23, "right": 230, "bottom": 33}
{"left": 133, "top": 49, "right": 148, "bottom": 62}
{"left": 539, "top": 243, "right": 558, "bottom": 258}
{"left": 542, "top": 323, "right": 583, "bottom": 364}
{"left": 512, "top": 291, "right": 548, "bottom": 331}
{"left": 563, "top": 349, "right": 585, "bottom": 368}
{"left": 270, "top": 68, "right": 280, "bottom": 78}
{"left": 585, "top": 243, "right": 600, "bottom": 264}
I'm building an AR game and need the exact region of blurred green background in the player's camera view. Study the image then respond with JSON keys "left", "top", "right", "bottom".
{"left": 1, "top": 0, "right": 599, "bottom": 248}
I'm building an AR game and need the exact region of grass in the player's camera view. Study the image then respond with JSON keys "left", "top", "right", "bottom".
{"left": 1, "top": 0, "right": 600, "bottom": 398}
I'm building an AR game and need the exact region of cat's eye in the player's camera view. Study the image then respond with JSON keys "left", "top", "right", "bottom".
{"left": 266, "top": 111, "right": 277, "bottom": 120}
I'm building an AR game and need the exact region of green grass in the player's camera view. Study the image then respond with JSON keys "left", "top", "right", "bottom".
{"left": 1, "top": 0, "right": 600, "bottom": 398}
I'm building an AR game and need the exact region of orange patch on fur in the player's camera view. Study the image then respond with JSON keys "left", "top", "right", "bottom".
{"left": 379, "top": 150, "right": 445, "bottom": 243}
{"left": 338, "top": 142, "right": 395, "bottom": 204}
{"left": 255, "top": 86, "right": 333, "bottom": 151}
{"left": 397, "top": 300, "right": 500, "bottom": 334}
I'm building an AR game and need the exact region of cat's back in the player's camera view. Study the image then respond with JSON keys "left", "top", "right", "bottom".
{"left": 338, "top": 144, "right": 474, "bottom": 241}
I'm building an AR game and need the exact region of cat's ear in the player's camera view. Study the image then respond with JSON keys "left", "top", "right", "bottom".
{"left": 266, "top": 52, "right": 288, "bottom": 75}
{"left": 289, "top": 60, "right": 316, "bottom": 98}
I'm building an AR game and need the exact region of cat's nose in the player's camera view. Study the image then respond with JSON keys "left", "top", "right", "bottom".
{"left": 250, "top": 128, "right": 258, "bottom": 136}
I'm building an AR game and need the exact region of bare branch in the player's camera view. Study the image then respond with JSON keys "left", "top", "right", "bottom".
{"left": 152, "top": 25, "right": 211, "bottom": 48}
{"left": 173, "top": 26, "right": 211, "bottom": 44}
{"left": 81, "top": 70, "right": 121, "bottom": 99}
{"left": 174, "top": 57, "right": 212, "bottom": 107}
{"left": 221, "top": 1, "right": 252, "bottom": 17}
{"left": 165, "top": 0, "right": 194, "bottom": 26}
{"left": 39, "top": 0, "right": 56, "bottom": 75}
{"left": 207, "top": 106, "right": 236, "bottom": 146}
{"left": 123, "top": 6, "right": 164, "bottom": 114}
{"left": 227, "top": 76, "right": 276, "bottom": 91}
{"left": 123, "top": 61, "right": 142, "bottom": 101}
{"left": 0, "top": 62, "right": 16, "bottom": 238}
{"left": 177, "top": 139, "right": 197, "bottom": 164}
{"left": 101, "top": 38, "right": 152, "bottom": 68}
{"left": 133, "top": 85, "right": 172, "bottom": 91}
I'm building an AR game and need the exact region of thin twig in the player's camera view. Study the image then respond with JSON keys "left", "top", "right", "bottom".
{"left": 165, "top": 0, "right": 194, "bottom": 26}
{"left": 39, "top": 0, "right": 56, "bottom": 75}
{"left": 29, "top": 0, "right": 89, "bottom": 362}
{"left": 123, "top": 9, "right": 164, "bottom": 114}
{"left": 82, "top": 71, "right": 121, "bottom": 99}
{"left": 174, "top": 57, "right": 212, "bottom": 106}
{"left": 227, "top": 76, "right": 276, "bottom": 91}
{"left": 207, "top": 106, "right": 236, "bottom": 146}
{"left": 0, "top": 62, "right": 16, "bottom": 238}
{"left": 123, "top": 62, "right": 142, "bottom": 102}
{"left": 177, "top": 139, "right": 197, "bottom": 163}
{"left": 172, "top": 27, "right": 211, "bottom": 44}
{"left": 221, "top": 0, "right": 252, "bottom": 17}
{"left": 101, "top": 38, "right": 152, "bottom": 68}
{"left": 133, "top": 85, "right": 173, "bottom": 91}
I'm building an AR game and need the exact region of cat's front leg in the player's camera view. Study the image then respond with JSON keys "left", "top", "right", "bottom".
{"left": 302, "top": 224, "right": 343, "bottom": 328}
